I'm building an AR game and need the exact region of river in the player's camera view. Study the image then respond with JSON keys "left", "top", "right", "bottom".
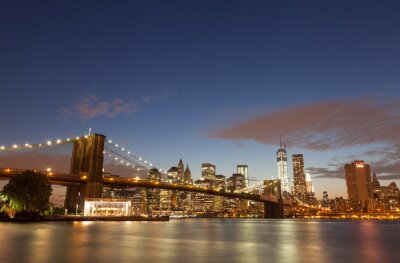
{"left": 0, "top": 219, "right": 399, "bottom": 263}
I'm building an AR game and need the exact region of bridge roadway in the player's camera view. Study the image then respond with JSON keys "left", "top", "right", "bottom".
{"left": 0, "top": 169, "right": 289, "bottom": 205}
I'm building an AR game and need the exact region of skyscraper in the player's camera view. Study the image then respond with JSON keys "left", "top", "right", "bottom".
{"left": 345, "top": 160, "right": 372, "bottom": 208}
{"left": 292, "top": 154, "right": 307, "bottom": 199}
{"left": 237, "top": 165, "right": 249, "bottom": 187}
{"left": 202, "top": 163, "right": 216, "bottom": 181}
{"left": 321, "top": 191, "right": 330, "bottom": 209}
{"left": 305, "top": 171, "right": 313, "bottom": 193}
{"left": 276, "top": 138, "right": 289, "bottom": 193}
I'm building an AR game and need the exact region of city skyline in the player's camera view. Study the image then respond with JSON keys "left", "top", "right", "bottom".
{"left": 1, "top": 1, "right": 400, "bottom": 200}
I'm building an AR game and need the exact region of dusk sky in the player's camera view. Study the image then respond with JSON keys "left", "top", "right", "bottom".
{"left": 1, "top": 1, "right": 400, "bottom": 199}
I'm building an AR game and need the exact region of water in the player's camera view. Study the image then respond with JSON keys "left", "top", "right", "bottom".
{"left": 0, "top": 219, "right": 399, "bottom": 263}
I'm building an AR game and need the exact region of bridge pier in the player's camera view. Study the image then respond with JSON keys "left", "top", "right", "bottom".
{"left": 64, "top": 134, "right": 106, "bottom": 213}
{"left": 264, "top": 201, "right": 284, "bottom": 219}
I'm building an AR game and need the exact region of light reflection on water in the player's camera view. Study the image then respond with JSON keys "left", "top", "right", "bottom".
{"left": 0, "top": 219, "right": 399, "bottom": 263}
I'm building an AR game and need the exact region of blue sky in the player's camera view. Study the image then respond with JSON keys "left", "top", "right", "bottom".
{"left": 1, "top": 1, "right": 400, "bottom": 199}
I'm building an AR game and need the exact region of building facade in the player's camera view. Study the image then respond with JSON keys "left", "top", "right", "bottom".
{"left": 237, "top": 165, "right": 249, "bottom": 187}
{"left": 292, "top": 154, "right": 307, "bottom": 199}
{"left": 344, "top": 160, "right": 372, "bottom": 209}
{"left": 277, "top": 141, "right": 289, "bottom": 193}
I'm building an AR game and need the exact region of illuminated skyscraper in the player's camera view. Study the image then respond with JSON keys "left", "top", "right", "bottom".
{"left": 305, "top": 171, "right": 313, "bottom": 193}
{"left": 237, "top": 165, "right": 249, "bottom": 187}
{"left": 345, "top": 160, "right": 372, "bottom": 208}
{"left": 277, "top": 138, "right": 289, "bottom": 193}
{"left": 292, "top": 154, "right": 307, "bottom": 199}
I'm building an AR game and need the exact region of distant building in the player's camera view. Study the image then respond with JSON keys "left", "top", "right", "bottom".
{"left": 237, "top": 165, "right": 249, "bottom": 187}
{"left": 321, "top": 191, "right": 330, "bottom": 209}
{"left": 167, "top": 166, "right": 178, "bottom": 183}
{"left": 292, "top": 154, "right": 307, "bottom": 199}
{"left": 146, "top": 168, "right": 161, "bottom": 213}
{"left": 305, "top": 171, "right": 313, "bottom": 193}
{"left": 193, "top": 179, "right": 215, "bottom": 211}
{"left": 177, "top": 159, "right": 185, "bottom": 183}
{"left": 184, "top": 163, "right": 192, "bottom": 184}
{"left": 344, "top": 160, "right": 372, "bottom": 209}
{"left": 371, "top": 173, "right": 380, "bottom": 190}
{"left": 215, "top": 175, "right": 226, "bottom": 190}
{"left": 372, "top": 181, "right": 399, "bottom": 212}
{"left": 202, "top": 163, "right": 216, "bottom": 181}
{"left": 277, "top": 139, "right": 289, "bottom": 193}
{"left": 227, "top": 173, "right": 246, "bottom": 193}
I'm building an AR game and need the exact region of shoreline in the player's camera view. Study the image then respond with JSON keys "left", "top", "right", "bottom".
{"left": 0, "top": 215, "right": 170, "bottom": 223}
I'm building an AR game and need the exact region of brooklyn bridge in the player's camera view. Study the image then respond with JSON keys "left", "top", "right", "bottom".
{"left": 0, "top": 133, "right": 291, "bottom": 218}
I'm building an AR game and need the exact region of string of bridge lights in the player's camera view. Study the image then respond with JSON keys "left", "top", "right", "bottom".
{"left": 105, "top": 138, "right": 168, "bottom": 174}
{"left": 0, "top": 134, "right": 168, "bottom": 174}
{"left": 0, "top": 135, "right": 91, "bottom": 152}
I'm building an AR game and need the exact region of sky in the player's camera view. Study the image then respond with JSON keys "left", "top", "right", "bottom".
{"left": 1, "top": 1, "right": 400, "bottom": 199}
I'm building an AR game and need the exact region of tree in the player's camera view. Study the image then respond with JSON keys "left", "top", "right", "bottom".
{"left": 1, "top": 170, "right": 52, "bottom": 212}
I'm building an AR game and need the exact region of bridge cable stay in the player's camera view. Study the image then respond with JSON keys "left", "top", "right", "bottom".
{"left": 103, "top": 148, "right": 147, "bottom": 172}
{"left": 105, "top": 138, "right": 169, "bottom": 174}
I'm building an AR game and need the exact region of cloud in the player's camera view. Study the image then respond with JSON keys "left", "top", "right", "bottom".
{"left": 68, "top": 95, "right": 137, "bottom": 120}
{"left": 209, "top": 97, "right": 400, "bottom": 150}
{"left": 308, "top": 167, "right": 344, "bottom": 179}
{"left": 377, "top": 174, "right": 400, "bottom": 180}
{"left": 210, "top": 97, "right": 400, "bottom": 180}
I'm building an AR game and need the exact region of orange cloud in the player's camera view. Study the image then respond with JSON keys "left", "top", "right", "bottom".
{"left": 209, "top": 97, "right": 400, "bottom": 150}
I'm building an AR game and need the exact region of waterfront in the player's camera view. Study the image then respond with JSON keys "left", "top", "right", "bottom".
{"left": 0, "top": 219, "right": 399, "bottom": 263}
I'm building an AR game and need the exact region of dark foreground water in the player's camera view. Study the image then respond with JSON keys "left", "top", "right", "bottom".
{"left": 0, "top": 219, "right": 399, "bottom": 263}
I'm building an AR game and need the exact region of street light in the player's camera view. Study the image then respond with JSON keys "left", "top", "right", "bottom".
{"left": 76, "top": 191, "right": 81, "bottom": 216}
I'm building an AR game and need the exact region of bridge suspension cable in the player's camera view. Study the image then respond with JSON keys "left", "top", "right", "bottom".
{"left": 0, "top": 135, "right": 89, "bottom": 152}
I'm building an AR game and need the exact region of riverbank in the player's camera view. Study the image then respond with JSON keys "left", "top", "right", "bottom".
{"left": 0, "top": 215, "right": 169, "bottom": 222}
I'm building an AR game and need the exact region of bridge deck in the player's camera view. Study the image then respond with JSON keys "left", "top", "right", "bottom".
{"left": 0, "top": 170, "right": 283, "bottom": 204}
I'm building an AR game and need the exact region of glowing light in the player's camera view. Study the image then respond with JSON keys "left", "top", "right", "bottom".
{"left": 67, "top": 138, "right": 71, "bottom": 141}
{"left": 139, "top": 157, "right": 142, "bottom": 161}
{"left": 76, "top": 137, "right": 80, "bottom": 140}
{"left": 355, "top": 161, "right": 365, "bottom": 168}
{"left": 56, "top": 139, "right": 62, "bottom": 144}
{"left": 127, "top": 151, "right": 131, "bottom": 154}
{"left": 12, "top": 144, "right": 18, "bottom": 149}
{"left": 121, "top": 148, "right": 125, "bottom": 151}
{"left": 115, "top": 144, "right": 119, "bottom": 147}
{"left": 0, "top": 146, "right": 5, "bottom": 150}
{"left": 47, "top": 140, "right": 52, "bottom": 146}
{"left": 46, "top": 167, "right": 52, "bottom": 172}
{"left": 108, "top": 140, "right": 112, "bottom": 143}
{"left": 24, "top": 143, "right": 29, "bottom": 147}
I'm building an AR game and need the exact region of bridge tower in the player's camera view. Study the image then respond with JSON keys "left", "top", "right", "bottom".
{"left": 64, "top": 134, "right": 106, "bottom": 212}
{"left": 264, "top": 201, "right": 284, "bottom": 218}
{"left": 262, "top": 179, "right": 284, "bottom": 218}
